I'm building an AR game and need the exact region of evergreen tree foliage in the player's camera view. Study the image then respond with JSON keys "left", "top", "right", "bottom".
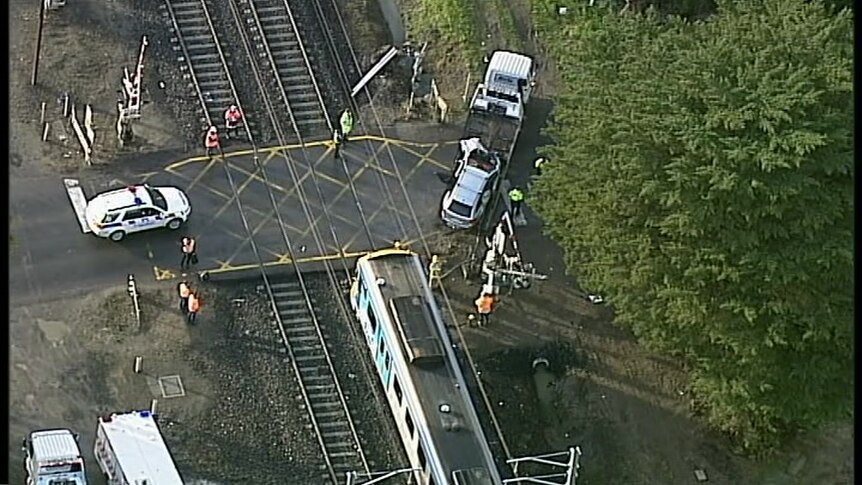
{"left": 530, "top": 0, "right": 853, "bottom": 452}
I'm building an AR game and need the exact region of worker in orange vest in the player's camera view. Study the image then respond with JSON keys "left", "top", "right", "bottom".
{"left": 187, "top": 290, "right": 202, "bottom": 325}
{"left": 177, "top": 281, "right": 191, "bottom": 313}
{"left": 180, "top": 236, "right": 197, "bottom": 270}
{"left": 224, "top": 105, "right": 243, "bottom": 140}
{"left": 474, "top": 292, "right": 495, "bottom": 326}
{"left": 204, "top": 126, "right": 220, "bottom": 157}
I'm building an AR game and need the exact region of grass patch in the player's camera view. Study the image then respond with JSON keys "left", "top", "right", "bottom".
{"left": 489, "top": 0, "right": 526, "bottom": 51}
{"left": 411, "top": 0, "right": 482, "bottom": 63}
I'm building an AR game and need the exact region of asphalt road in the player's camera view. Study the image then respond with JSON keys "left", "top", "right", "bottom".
{"left": 9, "top": 134, "right": 458, "bottom": 304}
{"left": 9, "top": 173, "right": 179, "bottom": 305}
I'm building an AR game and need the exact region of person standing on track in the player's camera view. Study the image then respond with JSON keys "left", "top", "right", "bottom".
{"left": 224, "top": 105, "right": 243, "bottom": 140}
{"left": 332, "top": 128, "right": 343, "bottom": 160}
{"left": 339, "top": 109, "right": 354, "bottom": 142}
{"left": 204, "top": 126, "right": 220, "bottom": 158}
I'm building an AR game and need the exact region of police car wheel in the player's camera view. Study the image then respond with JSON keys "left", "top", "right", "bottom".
{"left": 167, "top": 218, "right": 183, "bottom": 230}
{"left": 109, "top": 231, "right": 126, "bottom": 242}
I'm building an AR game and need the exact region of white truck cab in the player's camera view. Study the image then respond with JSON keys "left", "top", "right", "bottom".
{"left": 470, "top": 51, "right": 536, "bottom": 120}
{"left": 23, "top": 429, "right": 88, "bottom": 485}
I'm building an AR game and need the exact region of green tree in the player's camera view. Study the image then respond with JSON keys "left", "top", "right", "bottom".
{"left": 531, "top": 0, "right": 853, "bottom": 453}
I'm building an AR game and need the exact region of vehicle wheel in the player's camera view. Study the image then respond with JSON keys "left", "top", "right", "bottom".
{"left": 167, "top": 218, "right": 183, "bottom": 230}
{"left": 109, "top": 231, "right": 126, "bottom": 242}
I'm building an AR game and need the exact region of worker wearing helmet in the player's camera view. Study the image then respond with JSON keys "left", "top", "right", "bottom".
{"left": 339, "top": 109, "right": 354, "bottom": 141}
{"left": 204, "top": 126, "right": 220, "bottom": 158}
{"left": 224, "top": 105, "right": 243, "bottom": 140}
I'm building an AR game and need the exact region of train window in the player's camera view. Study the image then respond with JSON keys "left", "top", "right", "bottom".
{"left": 368, "top": 308, "right": 378, "bottom": 333}
{"left": 405, "top": 409, "right": 415, "bottom": 436}
{"left": 384, "top": 351, "right": 391, "bottom": 371}
{"left": 377, "top": 337, "right": 385, "bottom": 358}
{"left": 393, "top": 376, "right": 403, "bottom": 403}
{"left": 417, "top": 444, "right": 427, "bottom": 470}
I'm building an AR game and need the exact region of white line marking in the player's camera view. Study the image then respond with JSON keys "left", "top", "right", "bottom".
{"left": 63, "top": 178, "right": 91, "bottom": 234}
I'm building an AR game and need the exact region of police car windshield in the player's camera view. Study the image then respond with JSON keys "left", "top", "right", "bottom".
{"left": 146, "top": 186, "right": 168, "bottom": 211}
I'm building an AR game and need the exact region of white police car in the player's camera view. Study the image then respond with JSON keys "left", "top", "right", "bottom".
{"left": 85, "top": 184, "right": 191, "bottom": 241}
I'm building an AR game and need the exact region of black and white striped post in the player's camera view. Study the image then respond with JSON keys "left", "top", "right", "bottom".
{"left": 127, "top": 274, "right": 141, "bottom": 328}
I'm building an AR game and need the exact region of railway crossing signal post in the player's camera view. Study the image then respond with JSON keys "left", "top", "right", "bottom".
{"left": 481, "top": 211, "right": 547, "bottom": 295}
{"left": 504, "top": 447, "right": 583, "bottom": 485}
{"left": 117, "top": 36, "right": 148, "bottom": 147}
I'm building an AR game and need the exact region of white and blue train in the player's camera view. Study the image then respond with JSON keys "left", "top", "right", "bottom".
{"left": 351, "top": 248, "right": 502, "bottom": 485}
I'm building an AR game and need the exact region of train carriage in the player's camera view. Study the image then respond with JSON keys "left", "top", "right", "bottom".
{"left": 351, "top": 248, "right": 502, "bottom": 485}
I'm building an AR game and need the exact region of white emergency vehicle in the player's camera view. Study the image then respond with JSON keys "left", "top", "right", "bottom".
{"left": 84, "top": 184, "right": 191, "bottom": 241}
{"left": 23, "top": 428, "right": 89, "bottom": 485}
{"left": 94, "top": 410, "right": 184, "bottom": 485}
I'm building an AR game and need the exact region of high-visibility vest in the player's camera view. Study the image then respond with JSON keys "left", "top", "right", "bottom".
{"left": 183, "top": 238, "right": 196, "bottom": 254}
{"left": 225, "top": 108, "right": 242, "bottom": 124}
{"left": 178, "top": 283, "right": 191, "bottom": 299}
{"left": 340, "top": 110, "right": 354, "bottom": 134}
{"left": 509, "top": 189, "right": 525, "bottom": 202}
{"left": 205, "top": 132, "right": 220, "bottom": 148}
{"left": 188, "top": 295, "right": 201, "bottom": 313}
{"left": 475, "top": 296, "right": 494, "bottom": 314}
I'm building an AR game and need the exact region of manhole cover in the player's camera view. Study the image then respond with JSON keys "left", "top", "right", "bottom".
{"left": 158, "top": 375, "right": 186, "bottom": 399}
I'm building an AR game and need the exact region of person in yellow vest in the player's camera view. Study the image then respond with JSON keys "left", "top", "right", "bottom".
{"left": 508, "top": 187, "right": 525, "bottom": 217}
{"left": 474, "top": 292, "right": 495, "bottom": 327}
{"left": 339, "top": 109, "right": 354, "bottom": 141}
{"left": 177, "top": 281, "right": 191, "bottom": 313}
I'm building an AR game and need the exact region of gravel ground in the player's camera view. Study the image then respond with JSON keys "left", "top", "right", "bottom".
{"left": 304, "top": 274, "right": 409, "bottom": 474}
{"left": 161, "top": 281, "right": 326, "bottom": 484}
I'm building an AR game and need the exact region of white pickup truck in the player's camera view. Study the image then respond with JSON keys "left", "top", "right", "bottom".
{"left": 23, "top": 428, "right": 89, "bottom": 485}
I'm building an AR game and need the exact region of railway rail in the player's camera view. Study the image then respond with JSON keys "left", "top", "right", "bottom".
{"left": 162, "top": 0, "right": 369, "bottom": 482}
{"left": 241, "top": 0, "right": 328, "bottom": 133}
{"left": 162, "top": 0, "right": 259, "bottom": 138}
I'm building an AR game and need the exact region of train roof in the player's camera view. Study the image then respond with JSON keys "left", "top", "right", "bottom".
{"left": 361, "top": 251, "right": 500, "bottom": 484}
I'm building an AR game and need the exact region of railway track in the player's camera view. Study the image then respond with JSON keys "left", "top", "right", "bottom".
{"left": 240, "top": 0, "right": 329, "bottom": 134}
{"left": 162, "top": 0, "right": 369, "bottom": 481}
{"left": 162, "top": 0, "right": 259, "bottom": 138}
{"left": 271, "top": 281, "right": 365, "bottom": 477}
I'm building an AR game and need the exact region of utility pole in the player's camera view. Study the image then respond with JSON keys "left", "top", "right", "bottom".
{"left": 31, "top": 0, "right": 46, "bottom": 85}
{"left": 32, "top": 0, "right": 66, "bottom": 86}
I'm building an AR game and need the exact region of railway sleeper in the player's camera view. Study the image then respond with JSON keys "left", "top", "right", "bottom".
{"left": 183, "top": 34, "right": 218, "bottom": 43}
{"left": 292, "top": 345, "right": 323, "bottom": 354}
{"left": 273, "top": 290, "right": 303, "bottom": 298}
{"left": 323, "top": 437, "right": 353, "bottom": 446}
{"left": 318, "top": 421, "right": 348, "bottom": 429}
{"left": 308, "top": 392, "right": 337, "bottom": 401}
{"left": 174, "top": 24, "right": 208, "bottom": 32}
{"left": 258, "top": 15, "right": 290, "bottom": 25}
{"left": 285, "top": 325, "right": 316, "bottom": 333}
{"left": 271, "top": 282, "right": 301, "bottom": 290}
{"left": 328, "top": 451, "right": 358, "bottom": 459}
{"left": 186, "top": 43, "right": 218, "bottom": 51}
{"left": 310, "top": 402, "right": 342, "bottom": 410}
{"left": 261, "top": 32, "right": 296, "bottom": 43}
{"left": 189, "top": 53, "right": 220, "bottom": 62}
{"left": 277, "top": 66, "right": 311, "bottom": 76}
{"left": 291, "top": 335, "right": 321, "bottom": 343}
{"left": 295, "top": 355, "right": 326, "bottom": 362}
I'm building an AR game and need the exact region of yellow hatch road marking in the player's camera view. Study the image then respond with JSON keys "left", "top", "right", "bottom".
{"left": 153, "top": 266, "right": 177, "bottom": 281}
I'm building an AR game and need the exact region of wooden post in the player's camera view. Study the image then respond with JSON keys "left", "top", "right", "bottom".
{"left": 42, "top": 123, "right": 50, "bottom": 141}
{"left": 31, "top": 0, "right": 46, "bottom": 86}
{"left": 40, "top": 102, "right": 46, "bottom": 124}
